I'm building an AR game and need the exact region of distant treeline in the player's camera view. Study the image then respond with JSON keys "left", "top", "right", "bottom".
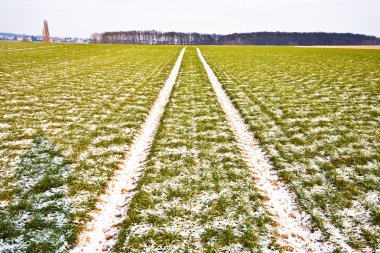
{"left": 91, "top": 31, "right": 380, "bottom": 45}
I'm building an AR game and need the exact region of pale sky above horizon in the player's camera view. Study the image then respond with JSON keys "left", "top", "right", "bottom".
{"left": 1, "top": 0, "right": 379, "bottom": 38}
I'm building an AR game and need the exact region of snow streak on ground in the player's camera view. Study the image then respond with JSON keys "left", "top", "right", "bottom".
{"left": 199, "top": 46, "right": 379, "bottom": 251}
{"left": 71, "top": 47, "right": 186, "bottom": 253}
{"left": 1, "top": 44, "right": 180, "bottom": 252}
{"left": 197, "top": 48, "right": 338, "bottom": 253}
{"left": 114, "top": 47, "right": 276, "bottom": 252}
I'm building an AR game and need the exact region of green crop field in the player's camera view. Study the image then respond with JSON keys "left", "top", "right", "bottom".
{"left": 0, "top": 42, "right": 379, "bottom": 252}
{"left": 200, "top": 46, "right": 380, "bottom": 250}
{"left": 114, "top": 47, "right": 275, "bottom": 252}
{"left": 0, "top": 42, "right": 181, "bottom": 252}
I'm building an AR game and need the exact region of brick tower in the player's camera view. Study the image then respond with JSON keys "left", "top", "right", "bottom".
{"left": 42, "top": 20, "right": 50, "bottom": 42}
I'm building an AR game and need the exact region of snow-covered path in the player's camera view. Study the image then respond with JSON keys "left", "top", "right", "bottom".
{"left": 197, "top": 48, "right": 342, "bottom": 252}
{"left": 71, "top": 47, "right": 186, "bottom": 253}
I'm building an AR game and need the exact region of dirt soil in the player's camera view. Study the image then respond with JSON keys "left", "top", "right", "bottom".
{"left": 297, "top": 45, "right": 380, "bottom": 50}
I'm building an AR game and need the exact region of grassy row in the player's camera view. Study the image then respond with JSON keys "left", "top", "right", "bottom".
{"left": 0, "top": 42, "right": 181, "bottom": 252}
{"left": 114, "top": 47, "right": 276, "bottom": 252}
{"left": 200, "top": 46, "right": 380, "bottom": 250}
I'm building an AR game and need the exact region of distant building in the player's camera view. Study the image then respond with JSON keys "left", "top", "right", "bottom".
{"left": 0, "top": 32, "right": 88, "bottom": 43}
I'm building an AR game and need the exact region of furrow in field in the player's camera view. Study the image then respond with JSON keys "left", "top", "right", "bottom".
{"left": 70, "top": 47, "right": 186, "bottom": 253}
{"left": 197, "top": 48, "right": 337, "bottom": 252}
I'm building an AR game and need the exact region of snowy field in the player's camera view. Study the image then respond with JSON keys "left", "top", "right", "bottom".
{"left": 0, "top": 42, "right": 181, "bottom": 252}
{"left": 0, "top": 42, "right": 379, "bottom": 252}
{"left": 200, "top": 46, "right": 380, "bottom": 251}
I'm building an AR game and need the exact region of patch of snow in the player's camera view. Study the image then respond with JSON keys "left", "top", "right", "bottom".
{"left": 71, "top": 47, "right": 186, "bottom": 253}
{"left": 197, "top": 48, "right": 341, "bottom": 253}
{"left": 0, "top": 123, "right": 11, "bottom": 129}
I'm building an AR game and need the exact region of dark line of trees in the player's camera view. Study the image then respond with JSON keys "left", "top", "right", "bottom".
{"left": 91, "top": 30, "right": 380, "bottom": 45}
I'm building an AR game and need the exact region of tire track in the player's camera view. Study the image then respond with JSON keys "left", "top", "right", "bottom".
{"left": 197, "top": 48, "right": 344, "bottom": 253}
{"left": 71, "top": 47, "right": 186, "bottom": 253}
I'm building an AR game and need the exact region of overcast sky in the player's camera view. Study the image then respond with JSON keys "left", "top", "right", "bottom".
{"left": 1, "top": 0, "right": 379, "bottom": 38}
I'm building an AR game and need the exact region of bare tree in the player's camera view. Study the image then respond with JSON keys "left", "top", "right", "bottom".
{"left": 90, "top": 30, "right": 380, "bottom": 46}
